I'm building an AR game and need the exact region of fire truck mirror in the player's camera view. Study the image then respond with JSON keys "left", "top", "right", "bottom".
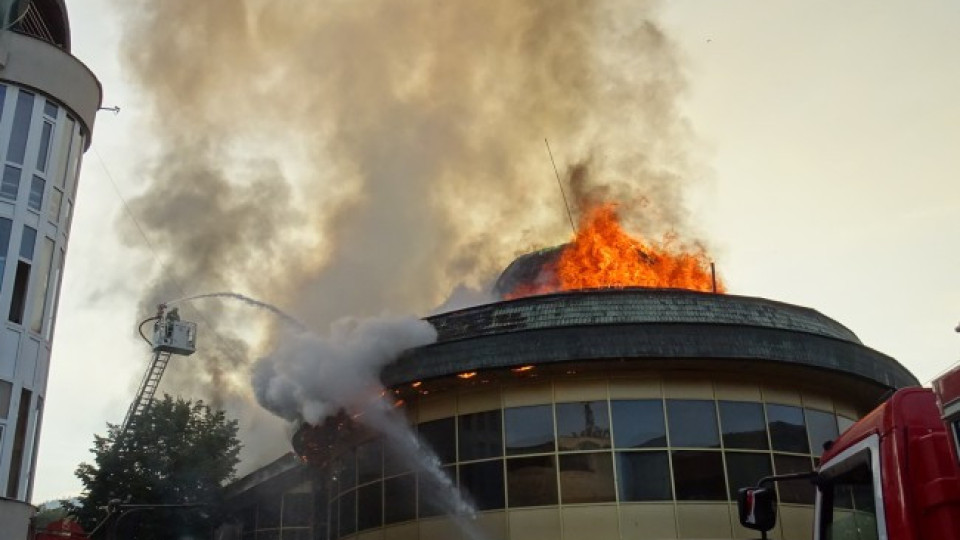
{"left": 737, "top": 486, "right": 777, "bottom": 533}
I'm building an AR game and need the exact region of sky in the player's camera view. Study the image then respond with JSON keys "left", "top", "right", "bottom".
{"left": 31, "top": 1, "right": 960, "bottom": 502}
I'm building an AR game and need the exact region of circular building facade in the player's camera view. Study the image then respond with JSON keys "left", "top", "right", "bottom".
{"left": 284, "top": 288, "right": 916, "bottom": 540}
{"left": 0, "top": 2, "right": 100, "bottom": 535}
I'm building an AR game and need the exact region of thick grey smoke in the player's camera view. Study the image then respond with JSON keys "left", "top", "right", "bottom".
{"left": 252, "top": 315, "right": 436, "bottom": 425}
{"left": 112, "top": 0, "right": 699, "bottom": 466}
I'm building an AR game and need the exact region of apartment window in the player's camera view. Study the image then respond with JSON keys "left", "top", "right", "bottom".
{"left": 36, "top": 121, "right": 53, "bottom": 172}
{"left": 29, "top": 237, "right": 55, "bottom": 333}
{"left": 26, "top": 396, "right": 44, "bottom": 500}
{"left": 53, "top": 117, "right": 75, "bottom": 189}
{"left": 64, "top": 131, "right": 84, "bottom": 199}
{"left": 28, "top": 175, "right": 44, "bottom": 211}
{"left": 47, "top": 187, "right": 62, "bottom": 223}
{"left": 0, "top": 380, "right": 11, "bottom": 418}
{"left": 7, "top": 92, "right": 34, "bottom": 165}
{"left": 43, "top": 100, "right": 58, "bottom": 119}
{"left": 8, "top": 226, "right": 36, "bottom": 324}
{"left": 44, "top": 248, "right": 64, "bottom": 341}
{"left": 0, "top": 218, "right": 11, "bottom": 290}
{"left": 6, "top": 388, "right": 32, "bottom": 498}
{"left": 0, "top": 85, "right": 6, "bottom": 121}
{"left": 8, "top": 261, "right": 30, "bottom": 324}
{"left": 1, "top": 165, "right": 21, "bottom": 200}
{"left": 19, "top": 225, "right": 35, "bottom": 259}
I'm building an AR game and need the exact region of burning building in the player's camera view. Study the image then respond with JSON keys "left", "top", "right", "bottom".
{"left": 224, "top": 219, "right": 917, "bottom": 540}
{"left": 0, "top": 1, "right": 100, "bottom": 536}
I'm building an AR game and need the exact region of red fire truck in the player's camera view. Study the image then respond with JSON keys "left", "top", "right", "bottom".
{"left": 738, "top": 363, "right": 960, "bottom": 539}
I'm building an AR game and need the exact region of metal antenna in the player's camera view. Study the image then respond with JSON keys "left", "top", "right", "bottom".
{"left": 545, "top": 138, "right": 577, "bottom": 236}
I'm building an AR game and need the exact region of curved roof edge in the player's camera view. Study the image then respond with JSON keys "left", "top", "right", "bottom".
{"left": 0, "top": 30, "right": 101, "bottom": 144}
{"left": 384, "top": 323, "right": 918, "bottom": 392}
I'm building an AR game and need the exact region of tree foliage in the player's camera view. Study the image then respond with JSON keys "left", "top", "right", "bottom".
{"left": 71, "top": 395, "right": 241, "bottom": 538}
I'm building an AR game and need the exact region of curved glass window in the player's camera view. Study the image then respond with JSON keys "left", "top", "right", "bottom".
{"left": 720, "top": 401, "right": 769, "bottom": 450}
{"left": 459, "top": 410, "right": 502, "bottom": 461}
{"left": 505, "top": 405, "right": 554, "bottom": 455}
{"left": 557, "top": 401, "right": 610, "bottom": 451}
{"left": 559, "top": 451, "right": 615, "bottom": 503}
{"left": 667, "top": 400, "right": 720, "bottom": 448}
{"left": 418, "top": 465, "right": 456, "bottom": 517}
{"left": 383, "top": 474, "right": 415, "bottom": 524}
{"left": 672, "top": 450, "right": 726, "bottom": 500}
{"left": 774, "top": 454, "right": 815, "bottom": 504}
{"left": 337, "top": 491, "right": 356, "bottom": 537}
{"left": 507, "top": 455, "right": 557, "bottom": 507}
{"left": 611, "top": 399, "right": 666, "bottom": 448}
{"left": 616, "top": 451, "right": 672, "bottom": 501}
{"left": 326, "top": 391, "right": 858, "bottom": 513}
{"left": 356, "top": 439, "right": 382, "bottom": 485}
{"left": 418, "top": 417, "right": 456, "bottom": 464}
{"left": 806, "top": 408, "right": 840, "bottom": 456}
{"left": 725, "top": 452, "right": 772, "bottom": 499}
{"left": 356, "top": 482, "right": 382, "bottom": 531}
{"left": 767, "top": 404, "right": 809, "bottom": 453}
{"left": 460, "top": 460, "right": 505, "bottom": 510}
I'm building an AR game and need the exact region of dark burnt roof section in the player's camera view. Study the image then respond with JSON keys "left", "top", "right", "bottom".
{"left": 382, "top": 289, "right": 918, "bottom": 391}
{"left": 9, "top": 0, "right": 70, "bottom": 50}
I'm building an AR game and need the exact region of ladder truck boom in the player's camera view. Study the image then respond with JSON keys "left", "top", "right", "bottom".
{"left": 116, "top": 304, "right": 197, "bottom": 443}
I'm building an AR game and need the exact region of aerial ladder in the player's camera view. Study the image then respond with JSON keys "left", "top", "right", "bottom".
{"left": 116, "top": 304, "right": 198, "bottom": 443}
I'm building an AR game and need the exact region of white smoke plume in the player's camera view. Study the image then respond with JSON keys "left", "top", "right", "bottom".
{"left": 250, "top": 314, "right": 492, "bottom": 538}
{"left": 111, "top": 0, "right": 703, "bottom": 469}
{"left": 252, "top": 315, "right": 437, "bottom": 424}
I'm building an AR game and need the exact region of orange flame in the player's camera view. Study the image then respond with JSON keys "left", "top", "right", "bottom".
{"left": 509, "top": 203, "right": 724, "bottom": 297}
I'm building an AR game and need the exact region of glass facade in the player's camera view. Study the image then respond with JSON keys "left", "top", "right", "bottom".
{"left": 323, "top": 391, "right": 851, "bottom": 539}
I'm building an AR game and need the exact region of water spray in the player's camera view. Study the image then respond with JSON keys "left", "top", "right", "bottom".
{"left": 166, "top": 291, "right": 308, "bottom": 333}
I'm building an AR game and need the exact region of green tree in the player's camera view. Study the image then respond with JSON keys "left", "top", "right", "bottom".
{"left": 70, "top": 395, "right": 241, "bottom": 539}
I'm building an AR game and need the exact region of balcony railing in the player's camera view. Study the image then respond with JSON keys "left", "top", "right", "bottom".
{"left": 9, "top": 2, "right": 61, "bottom": 49}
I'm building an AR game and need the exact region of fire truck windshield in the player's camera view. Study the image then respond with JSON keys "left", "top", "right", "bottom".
{"left": 818, "top": 460, "right": 880, "bottom": 540}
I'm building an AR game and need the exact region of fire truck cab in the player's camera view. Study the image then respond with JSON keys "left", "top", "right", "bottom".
{"left": 738, "top": 365, "right": 960, "bottom": 540}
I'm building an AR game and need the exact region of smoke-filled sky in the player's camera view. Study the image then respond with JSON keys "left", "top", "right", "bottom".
{"left": 32, "top": 1, "right": 960, "bottom": 501}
